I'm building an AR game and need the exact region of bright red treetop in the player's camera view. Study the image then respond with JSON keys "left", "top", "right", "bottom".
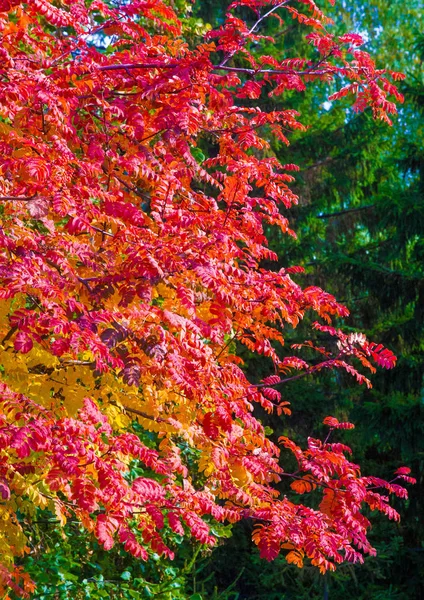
{"left": 0, "top": 0, "right": 413, "bottom": 596}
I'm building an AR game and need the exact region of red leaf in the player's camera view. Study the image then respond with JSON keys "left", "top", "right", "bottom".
{"left": 203, "top": 412, "right": 220, "bottom": 440}
{"left": 96, "top": 515, "right": 120, "bottom": 551}
{"left": 14, "top": 332, "right": 33, "bottom": 354}
{"left": 323, "top": 416, "right": 355, "bottom": 429}
{"left": 394, "top": 466, "right": 411, "bottom": 476}
{"left": 132, "top": 478, "right": 165, "bottom": 502}
{"left": 71, "top": 478, "right": 99, "bottom": 512}
{"left": 0, "top": 481, "right": 10, "bottom": 500}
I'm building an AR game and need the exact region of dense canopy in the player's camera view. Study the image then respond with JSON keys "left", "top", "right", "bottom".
{"left": 0, "top": 0, "right": 417, "bottom": 598}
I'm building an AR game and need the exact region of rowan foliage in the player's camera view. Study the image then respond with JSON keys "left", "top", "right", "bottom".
{"left": 0, "top": 0, "right": 414, "bottom": 596}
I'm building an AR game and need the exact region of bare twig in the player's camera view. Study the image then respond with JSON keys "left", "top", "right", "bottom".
{"left": 247, "top": 1, "right": 290, "bottom": 37}
{"left": 123, "top": 405, "right": 168, "bottom": 424}
{"left": 0, "top": 196, "right": 35, "bottom": 201}
{"left": 218, "top": 1, "right": 291, "bottom": 69}
{"left": 317, "top": 205, "right": 374, "bottom": 219}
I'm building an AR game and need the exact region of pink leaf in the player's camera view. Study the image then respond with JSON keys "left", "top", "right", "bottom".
{"left": 14, "top": 332, "right": 33, "bottom": 354}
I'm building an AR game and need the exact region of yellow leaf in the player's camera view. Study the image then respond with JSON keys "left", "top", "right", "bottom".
{"left": 25, "top": 345, "right": 59, "bottom": 369}
{"left": 155, "top": 283, "right": 175, "bottom": 299}
{"left": 51, "top": 499, "right": 68, "bottom": 526}
{"left": 198, "top": 454, "right": 215, "bottom": 477}
{"left": 229, "top": 460, "right": 252, "bottom": 487}
{"left": 104, "top": 404, "right": 130, "bottom": 430}
{"left": 63, "top": 385, "right": 88, "bottom": 414}
{"left": 0, "top": 122, "right": 12, "bottom": 136}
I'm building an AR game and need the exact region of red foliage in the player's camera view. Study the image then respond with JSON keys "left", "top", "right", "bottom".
{"left": 0, "top": 0, "right": 413, "bottom": 595}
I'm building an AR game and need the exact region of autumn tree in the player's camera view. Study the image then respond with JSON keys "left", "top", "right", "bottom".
{"left": 0, "top": 0, "right": 414, "bottom": 596}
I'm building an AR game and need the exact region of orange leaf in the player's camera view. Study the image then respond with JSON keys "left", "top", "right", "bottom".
{"left": 290, "top": 476, "right": 317, "bottom": 494}
{"left": 286, "top": 550, "right": 304, "bottom": 568}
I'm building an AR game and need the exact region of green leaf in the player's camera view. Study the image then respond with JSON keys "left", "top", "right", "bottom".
{"left": 190, "top": 147, "right": 205, "bottom": 163}
{"left": 143, "top": 586, "right": 154, "bottom": 598}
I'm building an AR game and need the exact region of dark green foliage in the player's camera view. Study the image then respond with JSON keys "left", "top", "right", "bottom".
{"left": 17, "top": 509, "right": 235, "bottom": 600}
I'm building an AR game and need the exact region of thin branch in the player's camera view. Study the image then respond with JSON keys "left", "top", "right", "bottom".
{"left": 99, "top": 62, "right": 179, "bottom": 72}
{"left": 317, "top": 205, "right": 374, "bottom": 219}
{"left": 0, "top": 196, "right": 35, "bottom": 201}
{"left": 139, "top": 128, "right": 167, "bottom": 143}
{"left": 253, "top": 370, "right": 312, "bottom": 388}
{"left": 1, "top": 326, "right": 17, "bottom": 345}
{"left": 109, "top": 170, "right": 151, "bottom": 203}
{"left": 219, "top": 0, "right": 290, "bottom": 69}
{"left": 247, "top": 1, "right": 290, "bottom": 36}
{"left": 252, "top": 356, "right": 345, "bottom": 389}
{"left": 303, "top": 156, "right": 336, "bottom": 171}
{"left": 98, "top": 62, "right": 334, "bottom": 78}
{"left": 218, "top": 65, "right": 333, "bottom": 76}
{"left": 122, "top": 405, "right": 168, "bottom": 424}
{"left": 59, "top": 359, "right": 94, "bottom": 366}
{"left": 91, "top": 224, "right": 115, "bottom": 238}
{"left": 215, "top": 330, "right": 240, "bottom": 360}
{"left": 223, "top": 180, "right": 240, "bottom": 228}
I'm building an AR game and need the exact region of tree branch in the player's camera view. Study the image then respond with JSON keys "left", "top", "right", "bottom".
{"left": 317, "top": 205, "right": 374, "bottom": 219}
{"left": 98, "top": 62, "right": 334, "bottom": 78}
{"left": 218, "top": 0, "right": 290, "bottom": 69}
{"left": 122, "top": 405, "right": 167, "bottom": 424}
{"left": 247, "top": 1, "right": 290, "bottom": 36}
{"left": 0, "top": 196, "right": 35, "bottom": 201}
